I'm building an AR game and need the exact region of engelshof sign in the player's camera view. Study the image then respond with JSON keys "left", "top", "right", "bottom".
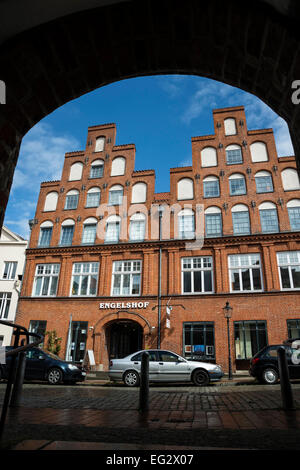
{"left": 99, "top": 301, "right": 150, "bottom": 309}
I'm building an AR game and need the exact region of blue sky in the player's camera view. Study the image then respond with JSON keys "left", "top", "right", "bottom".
{"left": 4, "top": 75, "right": 294, "bottom": 240}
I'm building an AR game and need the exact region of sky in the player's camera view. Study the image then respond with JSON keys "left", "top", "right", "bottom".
{"left": 4, "top": 75, "right": 294, "bottom": 240}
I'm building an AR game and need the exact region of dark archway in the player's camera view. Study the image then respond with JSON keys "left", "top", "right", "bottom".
{"left": 1, "top": 0, "right": 300, "bottom": 228}
{"left": 106, "top": 320, "right": 143, "bottom": 359}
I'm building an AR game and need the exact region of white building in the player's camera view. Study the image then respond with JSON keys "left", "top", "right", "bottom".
{"left": 0, "top": 226, "right": 27, "bottom": 346}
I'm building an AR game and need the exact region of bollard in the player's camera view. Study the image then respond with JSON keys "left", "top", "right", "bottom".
{"left": 10, "top": 342, "right": 27, "bottom": 408}
{"left": 277, "top": 346, "right": 295, "bottom": 411}
{"left": 139, "top": 352, "right": 149, "bottom": 413}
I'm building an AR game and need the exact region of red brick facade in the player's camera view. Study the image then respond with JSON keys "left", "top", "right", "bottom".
{"left": 16, "top": 106, "right": 300, "bottom": 372}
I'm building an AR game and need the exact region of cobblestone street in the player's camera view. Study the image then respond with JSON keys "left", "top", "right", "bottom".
{"left": 1, "top": 381, "right": 300, "bottom": 450}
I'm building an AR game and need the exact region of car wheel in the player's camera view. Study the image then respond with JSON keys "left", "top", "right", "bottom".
{"left": 192, "top": 369, "right": 210, "bottom": 386}
{"left": 47, "top": 367, "right": 63, "bottom": 385}
{"left": 261, "top": 368, "right": 278, "bottom": 385}
{"left": 123, "top": 370, "right": 140, "bottom": 387}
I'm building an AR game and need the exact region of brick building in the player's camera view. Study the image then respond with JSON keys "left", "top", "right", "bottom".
{"left": 16, "top": 106, "right": 300, "bottom": 372}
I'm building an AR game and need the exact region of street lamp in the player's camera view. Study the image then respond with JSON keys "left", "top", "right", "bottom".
{"left": 223, "top": 301, "right": 233, "bottom": 380}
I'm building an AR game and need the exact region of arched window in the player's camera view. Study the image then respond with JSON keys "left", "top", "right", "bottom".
{"left": 129, "top": 213, "right": 146, "bottom": 241}
{"left": 259, "top": 202, "right": 279, "bottom": 233}
{"left": 255, "top": 170, "right": 273, "bottom": 193}
{"left": 59, "top": 219, "right": 75, "bottom": 246}
{"left": 229, "top": 173, "right": 246, "bottom": 195}
{"left": 108, "top": 184, "right": 123, "bottom": 205}
{"left": 205, "top": 206, "right": 222, "bottom": 237}
{"left": 90, "top": 159, "right": 104, "bottom": 178}
{"left": 178, "top": 208, "right": 195, "bottom": 239}
{"left": 82, "top": 217, "right": 98, "bottom": 244}
{"left": 131, "top": 182, "right": 147, "bottom": 203}
{"left": 287, "top": 199, "right": 300, "bottom": 231}
{"left": 95, "top": 136, "right": 105, "bottom": 152}
{"left": 201, "top": 147, "right": 217, "bottom": 167}
{"left": 177, "top": 178, "right": 194, "bottom": 200}
{"left": 111, "top": 157, "right": 126, "bottom": 176}
{"left": 43, "top": 191, "right": 58, "bottom": 212}
{"left": 65, "top": 189, "right": 79, "bottom": 210}
{"left": 224, "top": 118, "right": 237, "bottom": 136}
{"left": 69, "top": 162, "right": 83, "bottom": 181}
{"left": 86, "top": 187, "right": 101, "bottom": 208}
{"left": 250, "top": 142, "right": 268, "bottom": 162}
{"left": 203, "top": 176, "right": 220, "bottom": 198}
{"left": 281, "top": 168, "right": 300, "bottom": 191}
{"left": 38, "top": 221, "right": 53, "bottom": 247}
{"left": 231, "top": 204, "right": 250, "bottom": 235}
{"left": 105, "top": 215, "right": 121, "bottom": 243}
{"left": 226, "top": 144, "right": 243, "bottom": 165}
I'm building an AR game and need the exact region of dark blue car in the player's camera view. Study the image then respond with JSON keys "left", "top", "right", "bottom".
{"left": 0, "top": 347, "right": 86, "bottom": 385}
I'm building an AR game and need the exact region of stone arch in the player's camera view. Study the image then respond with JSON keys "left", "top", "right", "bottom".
{"left": 94, "top": 310, "right": 153, "bottom": 336}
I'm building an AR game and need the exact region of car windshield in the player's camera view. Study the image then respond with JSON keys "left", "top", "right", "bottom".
{"left": 42, "top": 350, "right": 61, "bottom": 361}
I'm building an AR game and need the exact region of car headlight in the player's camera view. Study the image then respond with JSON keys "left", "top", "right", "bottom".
{"left": 68, "top": 364, "right": 78, "bottom": 370}
{"left": 212, "top": 365, "right": 222, "bottom": 372}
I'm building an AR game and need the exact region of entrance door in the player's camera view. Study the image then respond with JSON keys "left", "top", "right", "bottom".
{"left": 108, "top": 321, "right": 143, "bottom": 359}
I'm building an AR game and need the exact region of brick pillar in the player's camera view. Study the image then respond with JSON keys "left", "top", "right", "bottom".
{"left": 99, "top": 253, "right": 111, "bottom": 296}
{"left": 219, "top": 246, "right": 228, "bottom": 292}
{"left": 213, "top": 247, "right": 222, "bottom": 293}
{"left": 57, "top": 255, "right": 72, "bottom": 296}
{"left": 261, "top": 243, "right": 273, "bottom": 291}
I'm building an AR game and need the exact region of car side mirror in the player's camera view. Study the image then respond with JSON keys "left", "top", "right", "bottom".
{"left": 177, "top": 357, "right": 186, "bottom": 363}
{"left": 38, "top": 355, "right": 45, "bottom": 360}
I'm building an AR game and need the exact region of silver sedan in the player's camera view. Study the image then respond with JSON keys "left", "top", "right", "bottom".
{"left": 109, "top": 349, "right": 224, "bottom": 386}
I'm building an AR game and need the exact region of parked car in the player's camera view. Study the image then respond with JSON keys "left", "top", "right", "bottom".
{"left": 109, "top": 349, "right": 224, "bottom": 386}
{"left": 0, "top": 347, "right": 86, "bottom": 385}
{"left": 249, "top": 344, "right": 300, "bottom": 385}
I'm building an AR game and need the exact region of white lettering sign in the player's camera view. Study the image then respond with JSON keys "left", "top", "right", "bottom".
{"left": 99, "top": 301, "right": 150, "bottom": 310}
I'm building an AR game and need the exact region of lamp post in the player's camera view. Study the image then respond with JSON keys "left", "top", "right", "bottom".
{"left": 223, "top": 301, "right": 233, "bottom": 380}
{"left": 157, "top": 205, "right": 164, "bottom": 349}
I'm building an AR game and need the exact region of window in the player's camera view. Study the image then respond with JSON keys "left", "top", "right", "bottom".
{"left": 229, "top": 174, "right": 246, "bottom": 195}
{"left": 205, "top": 207, "right": 222, "bottom": 237}
{"left": 226, "top": 145, "right": 243, "bottom": 164}
{"left": 228, "top": 254, "right": 262, "bottom": 292}
{"left": 69, "top": 162, "right": 83, "bottom": 181}
{"left": 277, "top": 251, "right": 300, "bottom": 290}
{"left": 60, "top": 220, "right": 75, "bottom": 246}
{"left": 90, "top": 160, "right": 104, "bottom": 178}
{"left": 71, "top": 263, "right": 99, "bottom": 296}
{"left": 111, "top": 157, "right": 126, "bottom": 176}
{"left": 29, "top": 320, "right": 47, "bottom": 346}
{"left": 82, "top": 218, "right": 97, "bottom": 244}
{"left": 177, "top": 178, "right": 194, "bottom": 200}
{"left": 105, "top": 216, "right": 121, "bottom": 243}
{"left": 86, "top": 187, "right": 101, "bottom": 207}
{"left": 250, "top": 142, "right": 268, "bottom": 162}
{"left": 65, "top": 190, "right": 79, "bottom": 210}
{"left": 158, "top": 351, "right": 180, "bottom": 362}
{"left": 0, "top": 293, "right": 11, "bottom": 319}
{"left": 281, "top": 168, "right": 300, "bottom": 191}
{"left": 287, "top": 319, "right": 300, "bottom": 340}
{"left": 224, "top": 118, "right": 237, "bottom": 136}
{"left": 33, "top": 264, "right": 60, "bottom": 297}
{"left": 131, "top": 182, "right": 147, "bottom": 203}
{"left": 108, "top": 185, "right": 123, "bottom": 205}
{"left": 129, "top": 213, "right": 146, "bottom": 241}
{"left": 68, "top": 321, "right": 88, "bottom": 362}
{"left": 95, "top": 136, "right": 105, "bottom": 152}
{"left": 231, "top": 204, "right": 250, "bottom": 235}
{"left": 234, "top": 321, "right": 267, "bottom": 360}
{"left": 132, "top": 351, "right": 157, "bottom": 362}
{"left": 203, "top": 176, "right": 220, "bottom": 198}
{"left": 201, "top": 147, "right": 217, "bottom": 167}
{"left": 178, "top": 209, "right": 195, "bottom": 239}
{"left": 43, "top": 191, "right": 58, "bottom": 211}
{"left": 38, "top": 222, "right": 53, "bottom": 247}
{"left": 2, "top": 261, "right": 17, "bottom": 280}
{"left": 111, "top": 260, "right": 142, "bottom": 296}
{"left": 255, "top": 171, "right": 273, "bottom": 193}
{"left": 183, "top": 322, "right": 215, "bottom": 361}
{"left": 287, "top": 199, "right": 300, "bottom": 231}
{"left": 182, "top": 257, "right": 213, "bottom": 294}
{"left": 259, "top": 202, "right": 279, "bottom": 233}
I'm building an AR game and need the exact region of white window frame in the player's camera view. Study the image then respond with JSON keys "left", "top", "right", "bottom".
{"left": 70, "top": 262, "right": 99, "bottom": 297}
{"left": 277, "top": 251, "right": 300, "bottom": 291}
{"left": 0, "top": 293, "right": 11, "bottom": 319}
{"left": 111, "top": 260, "right": 142, "bottom": 296}
{"left": 181, "top": 256, "right": 214, "bottom": 294}
{"left": 2, "top": 261, "right": 17, "bottom": 280}
{"left": 228, "top": 254, "right": 263, "bottom": 293}
{"left": 32, "top": 264, "right": 60, "bottom": 297}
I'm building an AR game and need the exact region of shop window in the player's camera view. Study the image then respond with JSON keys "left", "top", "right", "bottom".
{"left": 234, "top": 321, "right": 267, "bottom": 360}
{"left": 29, "top": 320, "right": 47, "bottom": 346}
{"left": 183, "top": 322, "right": 215, "bottom": 361}
{"left": 287, "top": 319, "right": 300, "bottom": 340}
{"left": 66, "top": 321, "right": 88, "bottom": 363}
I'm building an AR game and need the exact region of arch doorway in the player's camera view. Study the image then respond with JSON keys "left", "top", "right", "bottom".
{"left": 107, "top": 320, "right": 143, "bottom": 359}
